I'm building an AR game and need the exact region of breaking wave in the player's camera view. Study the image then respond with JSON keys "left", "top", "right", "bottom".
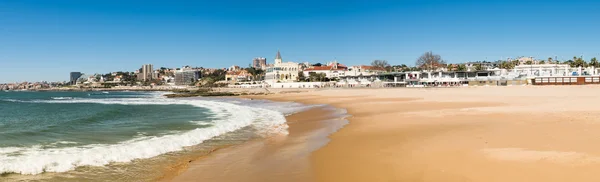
{"left": 0, "top": 96, "right": 293, "bottom": 175}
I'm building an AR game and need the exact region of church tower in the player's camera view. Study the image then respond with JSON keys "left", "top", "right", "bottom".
{"left": 275, "top": 50, "right": 282, "bottom": 65}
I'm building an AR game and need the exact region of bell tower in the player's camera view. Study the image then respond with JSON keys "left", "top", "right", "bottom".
{"left": 275, "top": 50, "right": 282, "bottom": 65}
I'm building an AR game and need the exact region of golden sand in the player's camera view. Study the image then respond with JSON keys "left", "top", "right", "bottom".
{"left": 171, "top": 86, "right": 600, "bottom": 182}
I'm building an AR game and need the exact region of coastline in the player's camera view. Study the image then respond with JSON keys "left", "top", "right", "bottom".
{"left": 166, "top": 104, "right": 348, "bottom": 182}
{"left": 11, "top": 86, "right": 600, "bottom": 181}
{"left": 170, "top": 85, "right": 600, "bottom": 182}
{"left": 0, "top": 92, "right": 309, "bottom": 181}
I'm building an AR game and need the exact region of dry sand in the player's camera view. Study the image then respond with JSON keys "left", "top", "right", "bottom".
{"left": 171, "top": 86, "right": 600, "bottom": 182}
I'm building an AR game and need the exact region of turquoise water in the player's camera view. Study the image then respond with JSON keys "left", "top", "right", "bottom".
{"left": 0, "top": 91, "right": 310, "bottom": 181}
{"left": 0, "top": 91, "right": 211, "bottom": 149}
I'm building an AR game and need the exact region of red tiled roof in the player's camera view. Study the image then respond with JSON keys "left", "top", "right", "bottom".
{"left": 304, "top": 66, "right": 346, "bottom": 71}
{"left": 328, "top": 63, "right": 348, "bottom": 68}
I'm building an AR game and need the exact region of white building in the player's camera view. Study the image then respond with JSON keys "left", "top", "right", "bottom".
{"left": 345, "top": 65, "right": 385, "bottom": 76}
{"left": 174, "top": 68, "right": 201, "bottom": 85}
{"left": 302, "top": 61, "right": 347, "bottom": 79}
{"left": 511, "top": 64, "right": 600, "bottom": 78}
{"left": 265, "top": 51, "right": 300, "bottom": 84}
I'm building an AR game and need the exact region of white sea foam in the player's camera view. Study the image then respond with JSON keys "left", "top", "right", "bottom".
{"left": 1, "top": 99, "right": 19, "bottom": 102}
{"left": 0, "top": 147, "right": 23, "bottom": 155}
{"left": 51, "top": 97, "right": 74, "bottom": 100}
{"left": 49, "top": 141, "right": 78, "bottom": 145}
{"left": 0, "top": 96, "right": 294, "bottom": 175}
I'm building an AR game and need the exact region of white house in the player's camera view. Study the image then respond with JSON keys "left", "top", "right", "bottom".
{"left": 345, "top": 65, "right": 386, "bottom": 76}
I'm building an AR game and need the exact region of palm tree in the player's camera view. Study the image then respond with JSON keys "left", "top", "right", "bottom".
{"left": 512, "top": 60, "right": 520, "bottom": 66}
{"left": 572, "top": 57, "right": 587, "bottom": 68}
{"left": 499, "top": 61, "right": 508, "bottom": 69}
{"left": 446, "top": 64, "right": 454, "bottom": 71}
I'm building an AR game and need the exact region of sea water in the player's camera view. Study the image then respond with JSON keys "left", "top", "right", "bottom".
{"left": 0, "top": 91, "right": 312, "bottom": 181}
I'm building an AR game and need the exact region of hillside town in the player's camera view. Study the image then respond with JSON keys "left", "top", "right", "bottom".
{"left": 3, "top": 51, "right": 600, "bottom": 91}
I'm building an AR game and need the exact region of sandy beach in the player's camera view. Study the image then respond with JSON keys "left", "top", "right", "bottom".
{"left": 170, "top": 86, "right": 600, "bottom": 182}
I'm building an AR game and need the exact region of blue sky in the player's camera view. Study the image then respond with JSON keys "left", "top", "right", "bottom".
{"left": 1, "top": 0, "right": 600, "bottom": 83}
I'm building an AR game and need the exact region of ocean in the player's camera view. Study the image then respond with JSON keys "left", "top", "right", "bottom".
{"left": 0, "top": 91, "right": 313, "bottom": 181}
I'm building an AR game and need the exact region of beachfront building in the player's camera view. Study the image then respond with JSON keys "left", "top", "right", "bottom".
{"left": 302, "top": 61, "right": 348, "bottom": 80}
{"left": 69, "top": 72, "right": 83, "bottom": 85}
{"left": 371, "top": 70, "right": 513, "bottom": 87}
{"left": 465, "top": 61, "right": 499, "bottom": 71}
{"left": 174, "top": 68, "right": 201, "bottom": 85}
{"left": 511, "top": 64, "right": 580, "bottom": 78}
{"left": 265, "top": 51, "right": 301, "bottom": 84}
{"left": 225, "top": 70, "right": 254, "bottom": 83}
{"left": 345, "top": 65, "right": 386, "bottom": 76}
{"left": 336, "top": 65, "right": 386, "bottom": 87}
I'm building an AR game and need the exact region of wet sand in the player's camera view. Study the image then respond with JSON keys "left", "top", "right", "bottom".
{"left": 171, "top": 86, "right": 600, "bottom": 182}
{"left": 167, "top": 105, "right": 348, "bottom": 182}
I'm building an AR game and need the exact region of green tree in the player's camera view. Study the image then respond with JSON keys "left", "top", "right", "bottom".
{"left": 318, "top": 73, "right": 327, "bottom": 82}
{"left": 473, "top": 63, "right": 485, "bottom": 71}
{"left": 297, "top": 71, "right": 307, "bottom": 82}
{"left": 400, "top": 64, "right": 408, "bottom": 71}
{"left": 391, "top": 64, "right": 409, "bottom": 71}
{"left": 498, "top": 61, "right": 511, "bottom": 69}
{"left": 384, "top": 65, "right": 393, "bottom": 72}
{"left": 590, "top": 57, "right": 599, "bottom": 67}
{"left": 308, "top": 72, "right": 318, "bottom": 82}
{"left": 457, "top": 64, "right": 467, "bottom": 71}
{"left": 572, "top": 56, "right": 587, "bottom": 67}
{"left": 307, "top": 72, "right": 328, "bottom": 82}
{"left": 447, "top": 64, "right": 454, "bottom": 71}
{"left": 564, "top": 60, "right": 574, "bottom": 66}
{"left": 525, "top": 61, "right": 533, "bottom": 65}
{"left": 512, "top": 60, "right": 520, "bottom": 66}
{"left": 244, "top": 67, "right": 265, "bottom": 81}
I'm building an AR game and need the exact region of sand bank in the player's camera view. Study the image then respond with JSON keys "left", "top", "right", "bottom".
{"left": 171, "top": 86, "right": 600, "bottom": 182}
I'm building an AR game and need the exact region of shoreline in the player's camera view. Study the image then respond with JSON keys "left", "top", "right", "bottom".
{"left": 166, "top": 102, "right": 349, "bottom": 182}
{"left": 10, "top": 86, "right": 600, "bottom": 181}
{"left": 0, "top": 93, "right": 313, "bottom": 182}
{"left": 171, "top": 86, "right": 600, "bottom": 182}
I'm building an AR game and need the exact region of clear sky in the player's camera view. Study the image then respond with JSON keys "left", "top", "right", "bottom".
{"left": 1, "top": 0, "right": 600, "bottom": 83}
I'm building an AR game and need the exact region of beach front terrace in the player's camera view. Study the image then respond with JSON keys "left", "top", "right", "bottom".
{"left": 338, "top": 74, "right": 378, "bottom": 87}
{"left": 374, "top": 70, "right": 501, "bottom": 87}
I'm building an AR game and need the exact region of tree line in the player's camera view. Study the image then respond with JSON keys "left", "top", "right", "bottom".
{"left": 369, "top": 52, "right": 600, "bottom": 72}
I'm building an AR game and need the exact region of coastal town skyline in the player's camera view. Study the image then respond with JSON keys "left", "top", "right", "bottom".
{"left": 2, "top": 52, "right": 599, "bottom": 84}
{"left": 6, "top": 1, "right": 600, "bottom": 181}
{"left": 3, "top": 0, "right": 600, "bottom": 83}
